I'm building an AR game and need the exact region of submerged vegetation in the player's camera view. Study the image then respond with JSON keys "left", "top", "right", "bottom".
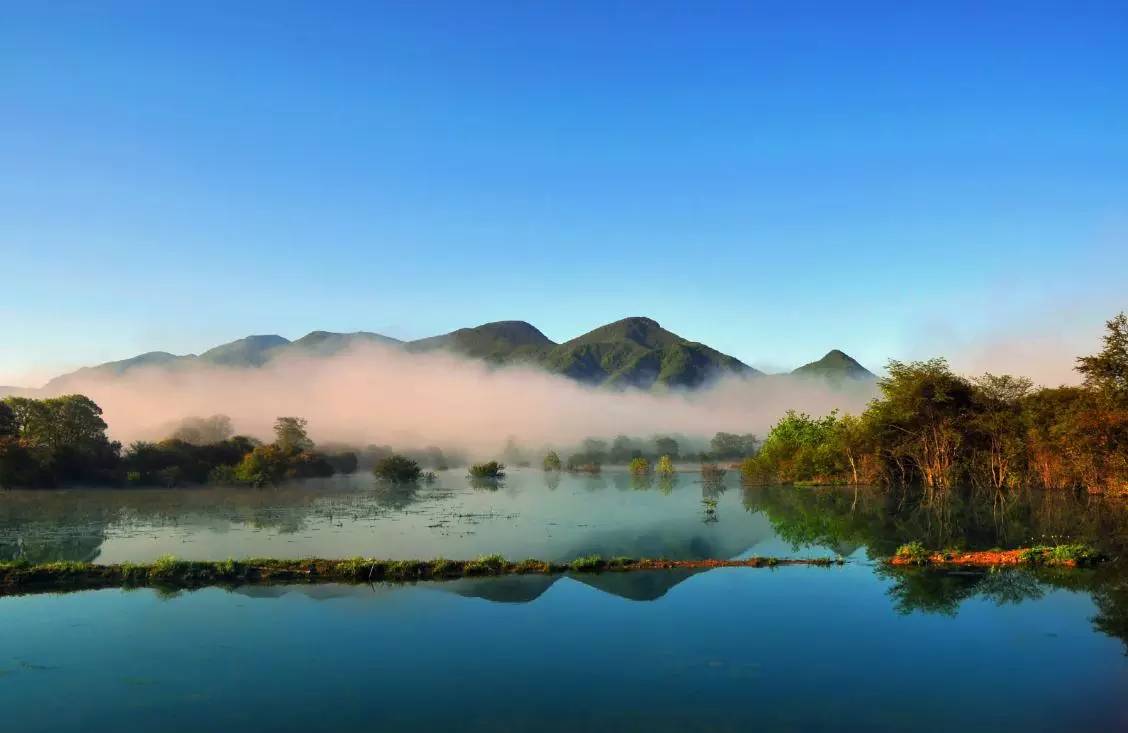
{"left": 741, "top": 313, "right": 1128, "bottom": 496}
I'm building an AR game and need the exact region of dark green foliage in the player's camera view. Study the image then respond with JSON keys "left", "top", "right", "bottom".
{"left": 0, "top": 394, "right": 120, "bottom": 487}
{"left": 325, "top": 451, "right": 358, "bottom": 475}
{"left": 467, "top": 461, "right": 505, "bottom": 479}
{"left": 740, "top": 317, "right": 1128, "bottom": 495}
{"left": 123, "top": 436, "right": 258, "bottom": 486}
{"left": 709, "top": 432, "right": 758, "bottom": 460}
{"left": 373, "top": 454, "right": 422, "bottom": 483}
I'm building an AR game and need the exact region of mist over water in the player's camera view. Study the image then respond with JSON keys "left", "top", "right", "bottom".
{"left": 39, "top": 343, "right": 876, "bottom": 455}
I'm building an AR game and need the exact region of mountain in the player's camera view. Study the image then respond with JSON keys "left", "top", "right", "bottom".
{"left": 283, "top": 331, "right": 402, "bottom": 357}
{"left": 31, "top": 318, "right": 871, "bottom": 393}
{"left": 198, "top": 334, "right": 290, "bottom": 367}
{"left": 42, "top": 330, "right": 401, "bottom": 389}
{"left": 541, "top": 317, "right": 758, "bottom": 389}
{"left": 407, "top": 321, "right": 554, "bottom": 363}
{"left": 791, "top": 349, "right": 875, "bottom": 381}
{"left": 43, "top": 351, "right": 191, "bottom": 391}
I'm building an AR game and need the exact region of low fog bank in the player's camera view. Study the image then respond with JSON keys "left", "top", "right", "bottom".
{"left": 39, "top": 343, "right": 876, "bottom": 458}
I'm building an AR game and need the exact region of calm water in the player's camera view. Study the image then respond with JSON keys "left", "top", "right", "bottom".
{"left": 2, "top": 469, "right": 1127, "bottom": 730}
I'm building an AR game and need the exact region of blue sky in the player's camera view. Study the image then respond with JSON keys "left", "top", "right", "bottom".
{"left": 2, "top": 1, "right": 1126, "bottom": 384}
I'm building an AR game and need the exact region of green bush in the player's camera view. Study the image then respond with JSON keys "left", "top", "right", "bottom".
{"left": 373, "top": 454, "right": 422, "bottom": 483}
{"left": 894, "top": 541, "right": 931, "bottom": 565}
{"left": 629, "top": 457, "right": 651, "bottom": 475}
{"left": 468, "top": 461, "right": 506, "bottom": 479}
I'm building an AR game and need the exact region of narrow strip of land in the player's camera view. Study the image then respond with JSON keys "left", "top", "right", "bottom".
{"left": 0, "top": 545, "right": 1104, "bottom": 596}
{"left": 0, "top": 555, "right": 839, "bottom": 595}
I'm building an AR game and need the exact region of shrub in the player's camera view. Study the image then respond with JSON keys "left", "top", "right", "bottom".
{"left": 569, "top": 555, "right": 604, "bottom": 572}
{"left": 894, "top": 541, "right": 931, "bottom": 565}
{"left": 656, "top": 455, "right": 675, "bottom": 476}
{"left": 373, "top": 454, "right": 422, "bottom": 483}
{"left": 542, "top": 451, "right": 562, "bottom": 471}
{"left": 468, "top": 461, "right": 506, "bottom": 479}
{"left": 629, "top": 457, "right": 651, "bottom": 475}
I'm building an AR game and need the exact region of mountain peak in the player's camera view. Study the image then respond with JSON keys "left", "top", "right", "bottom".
{"left": 792, "top": 349, "right": 874, "bottom": 380}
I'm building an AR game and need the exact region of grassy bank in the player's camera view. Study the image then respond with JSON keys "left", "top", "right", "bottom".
{"left": 0, "top": 554, "right": 844, "bottom": 595}
{"left": 890, "top": 542, "right": 1105, "bottom": 567}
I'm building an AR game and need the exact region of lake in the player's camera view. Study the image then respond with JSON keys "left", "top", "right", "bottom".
{"left": 2, "top": 469, "right": 1126, "bottom": 730}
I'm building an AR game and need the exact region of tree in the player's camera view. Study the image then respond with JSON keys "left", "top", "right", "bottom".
{"left": 656, "top": 455, "right": 675, "bottom": 476}
{"left": 654, "top": 436, "right": 679, "bottom": 460}
{"left": 543, "top": 450, "right": 562, "bottom": 471}
{"left": 710, "top": 432, "right": 758, "bottom": 460}
{"left": 581, "top": 438, "right": 609, "bottom": 464}
{"left": 868, "top": 360, "right": 976, "bottom": 494}
{"left": 170, "top": 415, "right": 234, "bottom": 445}
{"left": 273, "top": 417, "right": 314, "bottom": 452}
{"left": 610, "top": 435, "right": 640, "bottom": 463}
{"left": 1076, "top": 312, "right": 1128, "bottom": 404}
{"left": 830, "top": 413, "right": 871, "bottom": 486}
{"left": 0, "top": 401, "right": 15, "bottom": 438}
{"left": 970, "top": 373, "right": 1033, "bottom": 491}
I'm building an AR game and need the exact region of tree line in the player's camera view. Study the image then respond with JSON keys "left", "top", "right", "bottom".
{"left": 741, "top": 313, "right": 1128, "bottom": 496}
{"left": 0, "top": 404, "right": 356, "bottom": 489}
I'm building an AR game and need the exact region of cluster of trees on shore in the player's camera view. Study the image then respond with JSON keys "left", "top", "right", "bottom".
{"left": 741, "top": 314, "right": 1128, "bottom": 495}
{"left": 539, "top": 432, "right": 759, "bottom": 474}
{"left": 0, "top": 403, "right": 357, "bottom": 489}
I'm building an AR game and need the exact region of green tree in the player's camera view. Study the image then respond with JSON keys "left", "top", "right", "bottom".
{"left": 867, "top": 360, "right": 976, "bottom": 494}
{"left": 1076, "top": 312, "right": 1128, "bottom": 404}
{"left": 629, "top": 456, "right": 651, "bottom": 475}
{"left": 656, "top": 455, "right": 675, "bottom": 476}
{"left": 273, "top": 417, "right": 314, "bottom": 452}
{"left": 971, "top": 373, "right": 1033, "bottom": 491}
{"left": 542, "top": 450, "right": 562, "bottom": 471}
{"left": 654, "top": 436, "right": 679, "bottom": 460}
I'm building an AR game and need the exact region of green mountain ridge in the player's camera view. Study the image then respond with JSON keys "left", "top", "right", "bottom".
{"left": 38, "top": 318, "right": 873, "bottom": 391}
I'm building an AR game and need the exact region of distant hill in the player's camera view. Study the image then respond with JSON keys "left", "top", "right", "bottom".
{"left": 32, "top": 319, "right": 873, "bottom": 392}
{"left": 407, "top": 321, "right": 554, "bottom": 364}
{"left": 791, "top": 349, "right": 875, "bottom": 382}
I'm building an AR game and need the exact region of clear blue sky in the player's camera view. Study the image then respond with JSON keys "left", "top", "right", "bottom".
{"left": 2, "top": 1, "right": 1126, "bottom": 384}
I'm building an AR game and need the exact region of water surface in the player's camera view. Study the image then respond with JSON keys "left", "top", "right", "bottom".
{"left": 1, "top": 565, "right": 1124, "bottom": 732}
